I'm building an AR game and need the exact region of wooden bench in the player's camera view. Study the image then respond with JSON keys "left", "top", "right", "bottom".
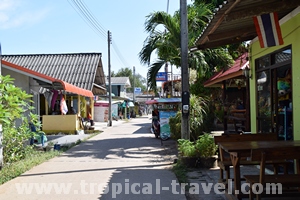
{"left": 214, "top": 133, "right": 288, "bottom": 185}
{"left": 244, "top": 147, "right": 300, "bottom": 200}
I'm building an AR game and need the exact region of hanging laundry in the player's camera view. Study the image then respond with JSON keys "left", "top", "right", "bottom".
{"left": 60, "top": 96, "right": 68, "bottom": 115}
{"left": 51, "top": 90, "right": 59, "bottom": 111}
{"left": 43, "top": 90, "right": 53, "bottom": 108}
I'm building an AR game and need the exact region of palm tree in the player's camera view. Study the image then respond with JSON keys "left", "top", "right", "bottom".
{"left": 139, "top": 2, "right": 233, "bottom": 91}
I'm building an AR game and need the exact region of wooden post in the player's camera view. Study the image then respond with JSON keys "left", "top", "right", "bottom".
{"left": 245, "top": 78, "right": 250, "bottom": 131}
{"left": 222, "top": 81, "right": 228, "bottom": 131}
{"left": 91, "top": 97, "right": 94, "bottom": 120}
{"left": 77, "top": 95, "right": 81, "bottom": 116}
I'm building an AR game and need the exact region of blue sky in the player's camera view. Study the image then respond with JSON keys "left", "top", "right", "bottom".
{"left": 0, "top": 0, "right": 191, "bottom": 79}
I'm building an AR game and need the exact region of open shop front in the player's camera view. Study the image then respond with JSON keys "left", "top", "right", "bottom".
{"left": 40, "top": 81, "right": 95, "bottom": 134}
{"left": 1, "top": 60, "right": 96, "bottom": 134}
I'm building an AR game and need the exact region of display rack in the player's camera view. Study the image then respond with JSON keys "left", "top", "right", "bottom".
{"left": 278, "top": 107, "right": 292, "bottom": 140}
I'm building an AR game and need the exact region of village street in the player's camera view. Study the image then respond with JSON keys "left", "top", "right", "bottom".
{"left": 0, "top": 116, "right": 186, "bottom": 200}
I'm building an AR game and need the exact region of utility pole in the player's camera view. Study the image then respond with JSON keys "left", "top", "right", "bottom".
{"left": 133, "top": 66, "right": 135, "bottom": 103}
{"left": 180, "top": 0, "right": 190, "bottom": 140}
{"left": 167, "top": 0, "right": 170, "bottom": 13}
{"left": 107, "top": 31, "right": 112, "bottom": 127}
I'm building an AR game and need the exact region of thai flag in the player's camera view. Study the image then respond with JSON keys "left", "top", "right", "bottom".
{"left": 253, "top": 12, "right": 283, "bottom": 48}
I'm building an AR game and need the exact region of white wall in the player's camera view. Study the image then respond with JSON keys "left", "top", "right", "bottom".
{"left": 2, "top": 68, "right": 30, "bottom": 93}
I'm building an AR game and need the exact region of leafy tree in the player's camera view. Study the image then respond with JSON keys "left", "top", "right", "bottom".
{"left": 139, "top": 2, "right": 234, "bottom": 91}
{"left": 0, "top": 75, "right": 39, "bottom": 165}
{"left": 112, "top": 67, "right": 147, "bottom": 93}
{"left": 193, "top": 0, "right": 224, "bottom": 7}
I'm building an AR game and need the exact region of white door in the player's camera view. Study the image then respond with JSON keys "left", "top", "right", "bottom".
{"left": 31, "top": 92, "right": 40, "bottom": 116}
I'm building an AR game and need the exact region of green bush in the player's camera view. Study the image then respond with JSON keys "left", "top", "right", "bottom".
{"left": 194, "top": 133, "right": 218, "bottom": 158}
{"left": 169, "top": 94, "right": 213, "bottom": 141}
{"left": 177, "top": 139, "right": 197, "bottom": 157}
{"left": 177, "top": 133, "right": 217, "bottom": 158}
{"left": 194, "top": 101, "right": 215, "bottom": 134}
{"left": 169, "top": 112, "right": 181, "bottom": 140}
{"left": 0, "top": 75, "right": 39, "bottom": 164}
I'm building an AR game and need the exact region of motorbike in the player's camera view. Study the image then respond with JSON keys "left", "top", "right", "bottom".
{"left": 151, "top": 116, "right": 160, "bottom": 138}
{"left": 138, "top": 109, "right": 143, "bottom": 116}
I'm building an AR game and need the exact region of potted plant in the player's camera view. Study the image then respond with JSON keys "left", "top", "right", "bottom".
{"left": 177, "top": 139, "right": 198, "bottom": 168}
{"left": 195, "top": 133, "right": 218, "bottom": 168}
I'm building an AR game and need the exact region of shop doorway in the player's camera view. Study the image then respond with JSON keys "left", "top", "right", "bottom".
{"left": 256, "top": 47, "right": 292, "bottom": 140}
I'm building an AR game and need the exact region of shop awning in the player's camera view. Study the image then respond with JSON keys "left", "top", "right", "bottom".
{"left": 53, "top": 80, "right": 94, "bottom": 98}
{"left": 193, "top": 0, "right": 300, "bottom": 50}
{"left": 2, "top": 60, "right": 94, "bottom": 97}
{"left": 145, "top": 98, "right": 181, "bottom": 105}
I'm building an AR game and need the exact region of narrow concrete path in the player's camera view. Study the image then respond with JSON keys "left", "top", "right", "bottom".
{"left": 0, "top": 116, "right": 185, "bottom": 200}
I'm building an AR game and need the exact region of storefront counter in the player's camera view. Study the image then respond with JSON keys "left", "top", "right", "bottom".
{"left": 42, "top": 114, "right": 80, "bottom": 133}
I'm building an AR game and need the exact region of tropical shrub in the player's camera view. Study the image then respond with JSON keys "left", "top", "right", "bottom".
{"left": 169, "top": 111, "right": 181, "bottom": 140}
{"left": 194, "top": 133, "right": 218, "bottom": 158}
{"left": 189, "top": 95, "right": 209, "bottom": 140}
{"left": 177, "top": 133, "right": 217, "bottom": 158}
{"left": 169, "top": 94, "right": 211, "bottom": 141}
{"left": 177, "top": 139, "right": 197, "bottom": 157}
{"left": 0, "top": 75, "right": 39, "bottom": 164}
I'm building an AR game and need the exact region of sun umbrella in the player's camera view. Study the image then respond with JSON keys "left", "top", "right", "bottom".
{"left": 128, "top": 102, "right": 134, "bottom": 107}
{"left": 145, "top": 99, "right": 158, "bottom": 105}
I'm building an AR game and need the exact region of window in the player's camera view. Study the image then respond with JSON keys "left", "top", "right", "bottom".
{"left": 257, "top": 55, "right": 270, "bottom": 70}
{"left": 255, "top": 46, "right": 292, "bottom": 138}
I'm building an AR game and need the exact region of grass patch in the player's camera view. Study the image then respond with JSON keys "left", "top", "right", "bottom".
{"left": 172, "top": 160, "right": 190, "bottom": 185}
{"left": 0, "top": 132, "right": 100, "bottom": 185}
{"left": 0, "top": 149, "right": 60, "bottom": 185}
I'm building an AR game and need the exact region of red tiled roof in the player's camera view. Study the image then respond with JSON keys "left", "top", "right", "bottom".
{"left": 204, "top": 53, "right": 248, "bottom": 87}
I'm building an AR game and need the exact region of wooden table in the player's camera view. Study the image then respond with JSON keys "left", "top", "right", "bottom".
{"left": 218, "top": 140, "right": 300, "bottom": 199}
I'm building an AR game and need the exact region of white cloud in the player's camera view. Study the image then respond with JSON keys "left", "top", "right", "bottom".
{"left": 0, "top": 0, "right": 20, "bottom": 11}
{"left": 0, "top": 0, "right": 50, "bottom": 29}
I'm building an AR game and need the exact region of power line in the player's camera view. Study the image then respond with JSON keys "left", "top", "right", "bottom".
{"left": 75, "top": 0, "right": 107, "bottom": 36}
{"left": 67, "top": 0, "right": 130, "bottom": 68}
{"left": 69, "top": 0, "right": 106, "bottom": 38}
{"left": 67, "top": 0, "right": 106, "bottom": 39}
{"left": 112, "top": 42, "right": 130, "bottom": 68}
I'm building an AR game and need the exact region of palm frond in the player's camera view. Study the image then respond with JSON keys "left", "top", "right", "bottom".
{"left": 139, "top": 34, "right": 162, "bottom": 65}
{"left": 147, "top": 60, "right": 166, "bottom": 91}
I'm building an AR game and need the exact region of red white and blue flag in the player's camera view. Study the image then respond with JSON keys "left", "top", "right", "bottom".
{"left": 253, "top": 12, "right": 283, "bottom": 48}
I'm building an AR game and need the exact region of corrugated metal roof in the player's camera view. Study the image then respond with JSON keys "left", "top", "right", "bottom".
{"left": 2, "top": 53, "right": 106, "bottom": 93}
{"left": 194, "top": 0, "right": 300, "bottom": 49}
{"left": 106, "top": 77, "right": 131, "bottom": 87}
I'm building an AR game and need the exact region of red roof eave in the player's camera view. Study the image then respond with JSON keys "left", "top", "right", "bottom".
{"left": 204, "top": 53, "right": 249, "bottom": 87}
{"left": 204, "top": 71, "right": 243, "bottom": 87}
{"left": 54, "top": 80, "right": 94, "bottom": 98}
{"left": 2, "top": 60, "right": 93, "bottom": 98}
